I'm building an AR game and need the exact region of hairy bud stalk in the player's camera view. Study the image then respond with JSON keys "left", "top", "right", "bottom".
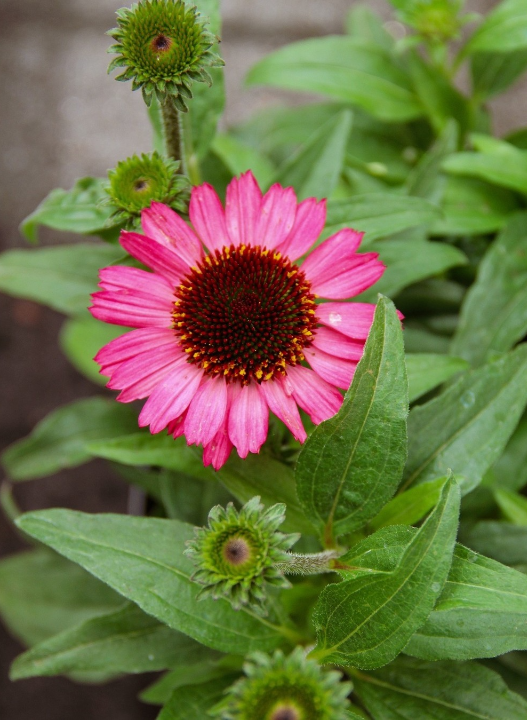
{"left": 274, "top": 550, "right": 340, "bottom": 575}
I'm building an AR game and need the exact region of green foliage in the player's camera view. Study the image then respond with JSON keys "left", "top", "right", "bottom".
{"left": 405, "top": 354, "right": 469, "bottom": 402}
{"left": 60, "top": 316, "right": 126, "bottom": 385}
{"left": 464, "top": 0, "right": 527, "bottom": 54}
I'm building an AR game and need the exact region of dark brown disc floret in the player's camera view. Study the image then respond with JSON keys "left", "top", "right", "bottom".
{"left": 173, "top": 244, "right": 318, "bottom": 384}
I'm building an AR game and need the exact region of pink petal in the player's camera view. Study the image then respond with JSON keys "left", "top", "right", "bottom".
{"left": 98, "top": 265, "right": 174, "bottom": 298}
{"left": 304, "top": 346, "right": 357, "bottom": 390}
{"left": 316, "top": 302, "right": 376, "bottom": 340}
{"left": 302, "top": 227, "right": 364, "bottom": 275}
{"left": 286, "top": 364, "right": 343, "bottom": 424}
{"left": 90, "top": 289, "right": 172, "bottom": 329}
{"left": 168, "top": 411, "right": 187, "bottom": 439}
{"left": 109, "top": 344, "right": 186, "bottom": 402}
{"left": 228, "top": 382, "right": 269, "bottom": 458}
{"left": 225, "top": 171, "right": 262, "bottom": 247}
{"left": 95, "top": 328, "right": 174, "bottom": 376}
{"left": 189, "top": 183, "right": 230, "bottom": 254}
{"left": 184, "top": 375, "right": 228, "bottom": 446}
{"left": 255, "top": 184, "right": 296, "bottom": 251}
{"left": 120, "top": 232, "right": 189, "bottom": 284}
{"left": 203, "top": 421, "right": 233, "bottom": 471}
{"left": 141, "top": 202, "right": 203, "bottom": 266}
{"left": 308, "top": 253, "right": 385, "bottom": 300}
{"left": 279, "top": 198, "right": 326, "bottom": 261}
{"left": 259, "top": 377, "right": 306, "bottom": 443}
{"left": 138, "top": 361, "right": 203, "bottom": 434}
{"left": 311, "top": 326, "right": 365, "bottom": 361}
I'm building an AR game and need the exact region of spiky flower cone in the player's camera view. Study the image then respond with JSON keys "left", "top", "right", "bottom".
{"left": 108, "top": 0, "right": 224, "bottom": 108}
{"left": 211, "top": 648, "right": 353, "bottom": 719}
{"left": 104, "top": 152, "right": 189, "bottom": 227}
{"left": 185, "top": 497, "right": 299, "bottom": 615}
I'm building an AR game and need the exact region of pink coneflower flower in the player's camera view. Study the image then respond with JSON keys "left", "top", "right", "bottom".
{"left": 90, "top": 171, "right": 385, "bottom": 470}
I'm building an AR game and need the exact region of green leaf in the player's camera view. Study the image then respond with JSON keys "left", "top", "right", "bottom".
{"left": 16, "top": 511, "right": 286, "bottom": 655}
{"left": 405, "top": 120, "right": 458, "bottom": 204}
{"left": 273, "top": 111, "right": 352, "bottom": 200}
{"left": 158, "top": 675, "right": 240, "bottom": 719}
{"left": 368, "top": 476, "right": 447, "bottom": 531}
{"left": 451, "top": 213, "right": 527, "bottom": 366}
{"left": 325, "top": 194, "right": 442, "bottom": 245}
{"left": 0, "top": 548, "right": 122, "bottom": 647}
{"left": 353, "top": 656, "right": 527, "bottom": 719}
{"left": 403, "top": 345, "right": 527, "bottom": 493}
{"left": 297, "top": 296, "right": 408, "bottom": 542}
{"left": 246, "top": 37, "right": 423, "bottom": 122}
{"left": 10, "top": 602, "right": 214, "bottom": 680}
{"left": 492, "top": 417, "right": 527, "bottom": 492}
{"left": 20, "top": 178, "right": 112, "bottom": 243}
{"left": 405, "top": 543, "right": 527, "bottom": 660}
{"left": 346, "top": 5, "right": 394, "bottom": 50}
{"left": 2, "top": 398, "right": 137, "bottom": 482}
{"left": 0, "top": 242, "right": 123, "bottom": 315}
{"left": 141, "top": 658, "right": 235, "bottom": 705}
{"left": 463, "top": 521, "right": 527, "bottom": 566}
{"left": 443, "top": 142, "right": 527, "bottom": 195}
{"left": 358, "top": 240, "right": 468, "bottom": 302}
{"left": 311, "top": 476, "right": 460, "bottom": 668}
{"left": 471, "top": 49, "right": 527, "bottom": 100}
{"left": 431, "top": 176, "right": 520, "bottom": 236}
{"left": 406, "top": 354, "right": 469, "bottom": 402}
{"left": 495, "top": 489, "right": 527, "bottom": 525}
{"left": 464, "top": 0, "right": 527, "bottom": 54}
{"left": 211, "top": 134, "right": 275, "bottom": 188}
{"left": 60, "top": 316, "right": 127, "bottom": 385}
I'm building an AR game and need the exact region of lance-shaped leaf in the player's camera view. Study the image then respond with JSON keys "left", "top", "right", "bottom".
{"left": 325, "top": 194, "right": 441, "bottom": 246}
{"left": 443, "top": 143, "right": 527, "bottom": 196}
{"left": 10, "top": 603, "right": 215, "bottom": 680}
{"left": 15, "top": 511, "right": 286, "bottom": 656}
{"left": 471, "top": 49, "right": 527, "bottom": 100}
{"left": 60, "top": 316, "right": 127, "bottom": 386}
{"left": 462, "top": 521, "right": 527, "bottom": 566}
{"left": 2, "top": 398, "right": 138, "bottom": 481}
{"left": 296, "top": 296, "right": 407, "bottom": 542}
{"left": 403, "top": 344, "right": 527, "bottom": 493}
{"left": 246, "top": 37, "right": 423, "bottom": 122}
{"left": 310, "top": 477, "right": 460, "bottom": 669}
{"left": 158, "top": 675, "right": 240, "bottom": 719}
{"left": 141, "top": 657, "right": 238, "bottom": 705}
{"left": 464, "top": 0, "right": 527, "bottom": 54}
{"left": 0, "top": 243, "right": 123, "bottom": 315}
{"left": 405, "top": 543, "right": 527, "bottom": 661}
{"left": 405, "top": 354, "right": 469, "bottom": 403}
{"left": 273, "top": 110, "right": 352, "bottom": 200}
{"left": 452, "top": 213, "right": 527, "bottom": 366}
{"left": 353, "top": 656, "right": 527, "bottom": 719}
{"left": 368, "top": 476, "right": 447, "bottom": 531}
{"left": 494, "top": 488, "right": 527, "bottom": 525}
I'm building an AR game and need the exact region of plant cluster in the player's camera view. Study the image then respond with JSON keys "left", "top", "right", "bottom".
{"left": 2, "top": 0, "right": 527, "bottom": 718}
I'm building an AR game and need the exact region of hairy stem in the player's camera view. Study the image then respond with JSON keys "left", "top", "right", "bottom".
{"left": 274, "top": 550, "right": 340, "bottom": 576}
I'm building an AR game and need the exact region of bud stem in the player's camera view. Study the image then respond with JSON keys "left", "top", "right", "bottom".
{"left": 274, "top": 550, "right": 340, "bottom": 576}
{"left": 161, "top": 97, "right": 201, "bottom": 186}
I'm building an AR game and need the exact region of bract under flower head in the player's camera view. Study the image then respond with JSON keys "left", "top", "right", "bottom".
{"left": 185, "top": 496, "right": 299, "bottom": 613}
{"left": 90, "top": 170, "right": 392, "bottom": 469}
{"left": 211, "top": 648, "right": 352, "bottom": 719}
{"left": 105, "top": 152, "right": 189, "bottom": 227}
{"left": 108, "top": 0, "right": 223, "bottom": 107}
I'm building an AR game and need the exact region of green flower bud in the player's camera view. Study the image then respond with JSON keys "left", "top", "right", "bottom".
{"left": 396, "top": 0, "right": 472, "bottom": 44}
{"left": 185, "top": 497, "right": 299, "bottom": 615}
{"left": 211, "top": 648, "right": 352, "bottom": 719}
{"left": 108, "top": 0, "right": 224, "bottom": 108}
{"left": 104, "top": 151, "right": 189, "bottom": 227}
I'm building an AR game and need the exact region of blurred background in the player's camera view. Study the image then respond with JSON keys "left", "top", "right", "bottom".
{"left": 0, "top": 0, "right": 521, "bottom": 717}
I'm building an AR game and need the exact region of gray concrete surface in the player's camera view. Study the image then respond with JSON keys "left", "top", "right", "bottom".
{"left": 0, "top": 1, "right": 524, "bottom": 718}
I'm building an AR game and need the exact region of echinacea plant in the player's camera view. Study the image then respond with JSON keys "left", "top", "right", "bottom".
{"left": 2, "top": 0, "right": 527, "bottom": 718}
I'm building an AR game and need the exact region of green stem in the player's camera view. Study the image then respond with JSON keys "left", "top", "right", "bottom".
{"left": 274, "top": 550, "right": 340, "bottom": 576}
{"left": 161, "top": 97, "right": 201, "bottom": 185}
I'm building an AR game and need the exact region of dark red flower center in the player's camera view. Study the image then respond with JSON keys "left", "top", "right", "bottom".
{"left": 151, "top": 34, "right": 173, "bottom": 52}
{"left": 173, "top": 244, "right": 317, "bottom": 384}
{"left": 270, "top": 706, "right": 300, "bottom": 720}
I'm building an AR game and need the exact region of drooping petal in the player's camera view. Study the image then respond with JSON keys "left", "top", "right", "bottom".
{"left": 311, "top": 326, "right": 365, "bottom": 361}
{"left": 316, "top": 302, "right": 376, "bottom": 340}
{"left": 228, "top": 382, "right": 269, "bottom": 458}
{"left": 109, "top": 343, "right": 186, "bottom": 402}
{"left": 279, "top": 197, "right": 326, "bottom": 261}
{"left": 90, "top": 286, "right": 173, "bottom": 328}
{"left": 304, "top": 346, "right": 357, "bottom": 390}
{"left": 308, "top": 253, "right": 385, "bottom": 300}
{"left": 138, "top": 361, "right": 203, "bottom": 433}
{"left": 184, "top": 374, "right": 228, "bottom": 446}
{"left": 95, "top": 327, "right": 174, "bottom": 376}
{"left": 141, "top": 202, "right": 203, "bottom": 266}
{"left": 286, "top": 364, "right": 343, "bottom": 424}
{"left": 120, "top": 231, "right": 189, "bottom": 284}
{"left": 255, "top": 184, "right": 296, "bottom": 251}
{"left": 302, "top": 227, "right": 363, "bottom": 276}
{"left": 225, "top": 171, "right": 262, "bottom": 247}
{"left": 189, "top": 183, "right": 230, "bottom": 254}
{"left": 203, "top": 420, "right": 233, "bottom": 470}
{"left": 168, "top": 411, "right": 188, "bottom": 439}
{"left": 259, "top": 377, "right": 306, "bottom": 443}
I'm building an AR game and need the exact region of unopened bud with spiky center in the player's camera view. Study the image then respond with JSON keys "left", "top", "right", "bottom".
{"left": 107, "top": 0, "right": 224, "bottom": 108}
{"left": 211, "top": 648, "right": 353, "bottom": 719}
{"left": 185, "top": 497, "right": 299, "bottom": 615}
{"left": 104, "top": 152, "right": 189, "bottom": 228}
